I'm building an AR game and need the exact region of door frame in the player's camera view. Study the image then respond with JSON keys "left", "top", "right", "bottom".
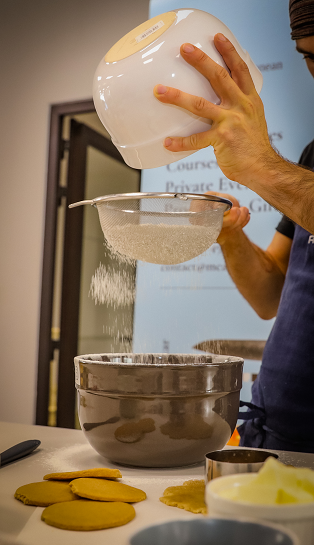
{"left": 37, "top": 99, "right": 94, "bottom": 426}
{"left": 36, "top": 99, "right": 131, "bottom": 427}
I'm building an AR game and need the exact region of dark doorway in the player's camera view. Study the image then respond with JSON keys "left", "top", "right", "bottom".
{"left": 36, "top": 101, "right": 141, "bottom": 428}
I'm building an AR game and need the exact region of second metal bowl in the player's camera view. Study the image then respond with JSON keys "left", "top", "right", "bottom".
{"left": 206, "top": 448, "right": 279, "bottom": 482}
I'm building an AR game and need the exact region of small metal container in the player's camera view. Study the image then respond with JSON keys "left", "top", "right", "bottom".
{"left": 206, "top": 448, "right": 279, "bottom": 482}
{"left": 74, "top": 353, "right": 243, "bottom": 468}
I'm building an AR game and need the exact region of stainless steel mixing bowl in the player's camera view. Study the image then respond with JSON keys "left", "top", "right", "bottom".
{"left": 74, "top": 353, "right": 243, "bottom": 468}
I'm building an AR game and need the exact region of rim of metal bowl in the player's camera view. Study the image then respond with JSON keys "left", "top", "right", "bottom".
{"left": 75, "top": 353, "right": 244, "bottom": 367}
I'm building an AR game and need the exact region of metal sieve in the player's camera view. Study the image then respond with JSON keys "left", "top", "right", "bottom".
{"left": 69, "top": 192, "right": 232, "bottom": 265}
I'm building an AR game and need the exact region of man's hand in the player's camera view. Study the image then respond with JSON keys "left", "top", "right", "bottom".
{"left": 153, "top": 34, "right": 277, "bottom": 187}
{"left": 204, "top": 192, "right": 250, "bottom": 245}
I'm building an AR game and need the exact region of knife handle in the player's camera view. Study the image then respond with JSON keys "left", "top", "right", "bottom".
{"left": 0, "top": 439, "right": 41, "bottom": 467}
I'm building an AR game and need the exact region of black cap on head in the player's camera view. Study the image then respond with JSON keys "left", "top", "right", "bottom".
{"left": 289, "top": 0, "right": 314, "bottom": 39}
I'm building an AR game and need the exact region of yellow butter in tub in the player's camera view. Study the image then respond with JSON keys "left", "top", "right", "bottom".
{"left": 219, "top": 457, "right": 314, "bottom": 505}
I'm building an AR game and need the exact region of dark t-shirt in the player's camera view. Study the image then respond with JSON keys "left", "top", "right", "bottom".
{"left": 239, "top": 139, "right": 314, "bottom": 452}
{"left": 276, "top": 215, "right": 295, "bottom": 239}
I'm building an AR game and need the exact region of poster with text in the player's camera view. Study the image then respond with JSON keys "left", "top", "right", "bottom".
{"left": 132, "top": 0, "right": 314, "bottom": 398}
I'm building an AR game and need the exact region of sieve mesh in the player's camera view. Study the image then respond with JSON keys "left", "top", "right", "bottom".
{"left": 95, "top": 193, "right": 231, "bottom": 265}
{"left": 70, "top": 193, "right": 232, "bottom": 265}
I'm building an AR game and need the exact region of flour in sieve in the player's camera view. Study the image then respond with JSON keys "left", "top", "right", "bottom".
{"left": 104, "top": 223, "right": 219, "bottom": 265}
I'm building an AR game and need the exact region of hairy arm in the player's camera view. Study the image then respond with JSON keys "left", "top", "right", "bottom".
{"left": 197, "top": 192, "right": 292, "bottom": 319}
{"left": 241, "top": 156, "right": 313, "bottom": 234}
{"left": 154, "top": 35, "right": 314, "bottom": 234}
{"left": 220, "top": 229, "right": 292, "bottom": 319}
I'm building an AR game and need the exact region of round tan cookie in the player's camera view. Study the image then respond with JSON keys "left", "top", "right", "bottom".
{"left": 70, "top": 478, "right": 146, "bottom": 502}
{"left": 14, "top": 481, "right": 79, "bottom": 506}
{"left": 43, "top": 467, "right": 122, "bottom": 481}
{"left": 160, "top": 479, "right": 207, "bottom": 514}
{"left": 41, "top": 500, "right": 135, "bottom": 531}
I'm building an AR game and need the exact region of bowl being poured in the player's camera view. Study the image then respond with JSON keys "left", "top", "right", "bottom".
{"left": 93, "top": 8, "right": 263, "bottom": 169}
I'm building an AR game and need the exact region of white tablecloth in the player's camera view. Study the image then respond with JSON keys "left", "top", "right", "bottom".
{"left": 1, "top": 421, "right": 314, "bottom": 545}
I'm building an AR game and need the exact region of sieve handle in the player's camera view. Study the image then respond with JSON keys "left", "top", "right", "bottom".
{"left": 68, "top": 200, "right": 95, "bottom": 208}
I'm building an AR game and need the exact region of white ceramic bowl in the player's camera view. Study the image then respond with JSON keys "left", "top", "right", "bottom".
{"left": 206, "top": 473, "right": 314, "bottom": 545}
{"left": 93, "top": 8, "right": 263, "bottom": 169}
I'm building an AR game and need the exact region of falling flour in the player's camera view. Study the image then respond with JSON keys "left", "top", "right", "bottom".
{"left": 89, "top": 218, "right": 220, "bottom": 351}
{"left": 90, "top": 264, "right": 135, "bottom": 307}
{"left": 103, "top": 223, "right": 220, "bottom": 265}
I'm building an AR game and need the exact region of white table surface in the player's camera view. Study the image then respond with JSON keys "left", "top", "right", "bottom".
{"left": 1, "top": 421, "right": 314, "bottom": 545}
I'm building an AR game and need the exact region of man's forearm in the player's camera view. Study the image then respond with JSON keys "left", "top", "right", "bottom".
{"left": 220, "top": 229, "right": 286, "bottom": 319}
{"left": 245, "top": 153, "right": 314, "bottom": 234}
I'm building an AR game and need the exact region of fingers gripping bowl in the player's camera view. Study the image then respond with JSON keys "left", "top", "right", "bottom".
{"left": 93, "top": 8, "right": 263, "bottom": 169}
{"left": 74, "top": 353, "right": 243, "bottom": 468}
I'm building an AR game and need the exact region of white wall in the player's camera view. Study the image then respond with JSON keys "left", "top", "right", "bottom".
{"left": 0, "top": 0, "right": 149, "bottom": 424}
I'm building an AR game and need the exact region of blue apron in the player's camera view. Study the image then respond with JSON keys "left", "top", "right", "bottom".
{"left": 238, "top": 224, "right": 314, "bottom": 452}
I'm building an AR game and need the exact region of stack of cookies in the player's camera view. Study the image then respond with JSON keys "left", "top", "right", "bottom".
{"left": 14, "top": 467, "right": 146, "bottom": 531}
